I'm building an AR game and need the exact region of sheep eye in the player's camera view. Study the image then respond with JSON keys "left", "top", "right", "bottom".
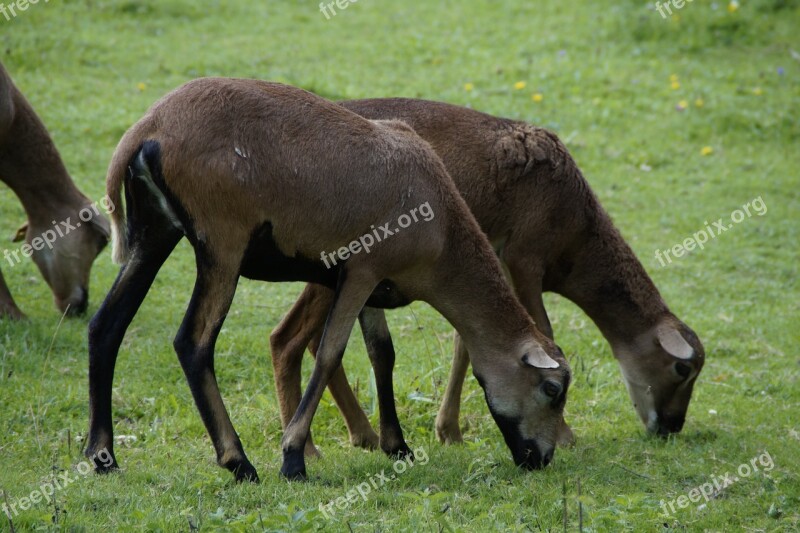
{"left": 674, "top": 362, "right": 692, "bottom": 379}
{"left": 542, "top": 380, "right": 562, "bottom": 398}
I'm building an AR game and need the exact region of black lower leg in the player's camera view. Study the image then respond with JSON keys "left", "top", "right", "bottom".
{"left": 87, "top": 148, "right": 184, "bottom": 470}
{"left": 86, "top": 234, "right": 180, "bottom": 470}
{"left": 359, "top": 308, "right": 410, "bottom": 457}
{"left": 174, "top": 256, "right": 258, "bottom": 483}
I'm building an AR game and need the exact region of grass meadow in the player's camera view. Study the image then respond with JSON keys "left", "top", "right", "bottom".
{"left": 0, "top": 0, "right": 798, "bottom": 530}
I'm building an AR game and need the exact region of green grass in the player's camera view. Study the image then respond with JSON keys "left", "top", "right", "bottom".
{"left": 1, "top": 0, "right": 798, "bottom": 530}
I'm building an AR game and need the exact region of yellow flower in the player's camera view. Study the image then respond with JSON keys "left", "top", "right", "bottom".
{"left": 728, "top": 1, "right": 739, "bottom": 13}
{"left": 514, "top": 81, "right": 527, "bottom": 90}
{"left": 701, "top": 146, "right": 714, "bottom": 156}
{"left": 671, "top": 80, "right": 681, "bottom": 90}
{"left": 678, "top": 100, "right": 689, "bottom": 109}
{"left": 695, "top": 98, "right": 705, "bottom": 108}
{"left": 752, "top": 87, "right": 763, "bottom": 95}
{"left": 136, "top": 82, "right": 147, "bottom": 91}
{"left": 531, "top": 93, "right": 543, "bottom": 103}
{"left": 464, "top": 82, "right": 474, "bottom": 92}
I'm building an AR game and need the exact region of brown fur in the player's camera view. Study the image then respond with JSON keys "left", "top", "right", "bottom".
{"left": 270, "top": 98, "right": 705, "bottom": 452}
{"left": 87, "top": 79, "right": 571, "bottom": 482}
{"left": 0, "top": 61, "right": 110, "bottom": 317}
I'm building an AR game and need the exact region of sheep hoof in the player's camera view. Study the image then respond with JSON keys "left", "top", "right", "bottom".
{"left": 232, "top": 462, "right": 260, "bottom": 484}
{"left": 383, "top": 442, "right": 413, "bottom": 460}
{"left": 94, "top": 461, "right": 120, "bottom": 474}
{"left": 304, "top": 441, "right": 322, "bottom": 458}
{"left": 350, "top": 430, "right": 380, "bottom": 451}
{"left": 85, "top": 446, "right": 119, "bottom": 474}
{"left": 435, "top": 424, "right": 464, "bottom": 445}
{"left": 280, "top": 448, "right": 307, "bottom": 481}
{"left": 0, "top": 303, "right": 26, "bottom": 321}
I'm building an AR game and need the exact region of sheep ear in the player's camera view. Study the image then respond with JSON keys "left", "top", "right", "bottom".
{"left": 12, "top": 222, "right": 28, "bottom": 243}
{"left": 521, "top": 346, "right": 560, "bottom": 369}
{"left": 656, "top": 326, "right": 694, "bottom": 360}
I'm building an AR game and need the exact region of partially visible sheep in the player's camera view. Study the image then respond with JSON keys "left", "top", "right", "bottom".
{"left": 0, "top": 61, "right": 110, "bottom": 318}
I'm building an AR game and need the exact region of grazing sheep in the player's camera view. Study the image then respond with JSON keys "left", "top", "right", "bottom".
{"left": 85, "top": 79, "right": 572, "bottom": 482}
{"left": 270, "top": 98, "right": 705, "bottom": 457}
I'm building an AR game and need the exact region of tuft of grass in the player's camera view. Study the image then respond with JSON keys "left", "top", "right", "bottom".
{"left": 0, "top": 0, "right": 798, "bottom": 530}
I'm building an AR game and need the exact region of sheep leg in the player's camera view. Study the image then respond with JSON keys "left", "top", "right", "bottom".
{"left": 86, "top": 230, "right": 182, "bottom": 471}
{"left": 308, "top": 321, "right": 381, "bottom": 450}
{"left": 280, "top": 269, "right": 377, "bottom": 480}
{"left": 173, "top": 254, "right": 258, "bottom": 483}
{"left": 270, "top": 284, "right": 330, "bottom": 457}
{"left": 359, "top": 306, "right": 411, "bottom": 457}
{"left": 435, "top": 333, "right": 469, "bottom": 444}
{"left": 0, "top": 268, "right": 25, "bottom": 319}
{"left": 270, "top": 283, "right": 379, "bottom": 457}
